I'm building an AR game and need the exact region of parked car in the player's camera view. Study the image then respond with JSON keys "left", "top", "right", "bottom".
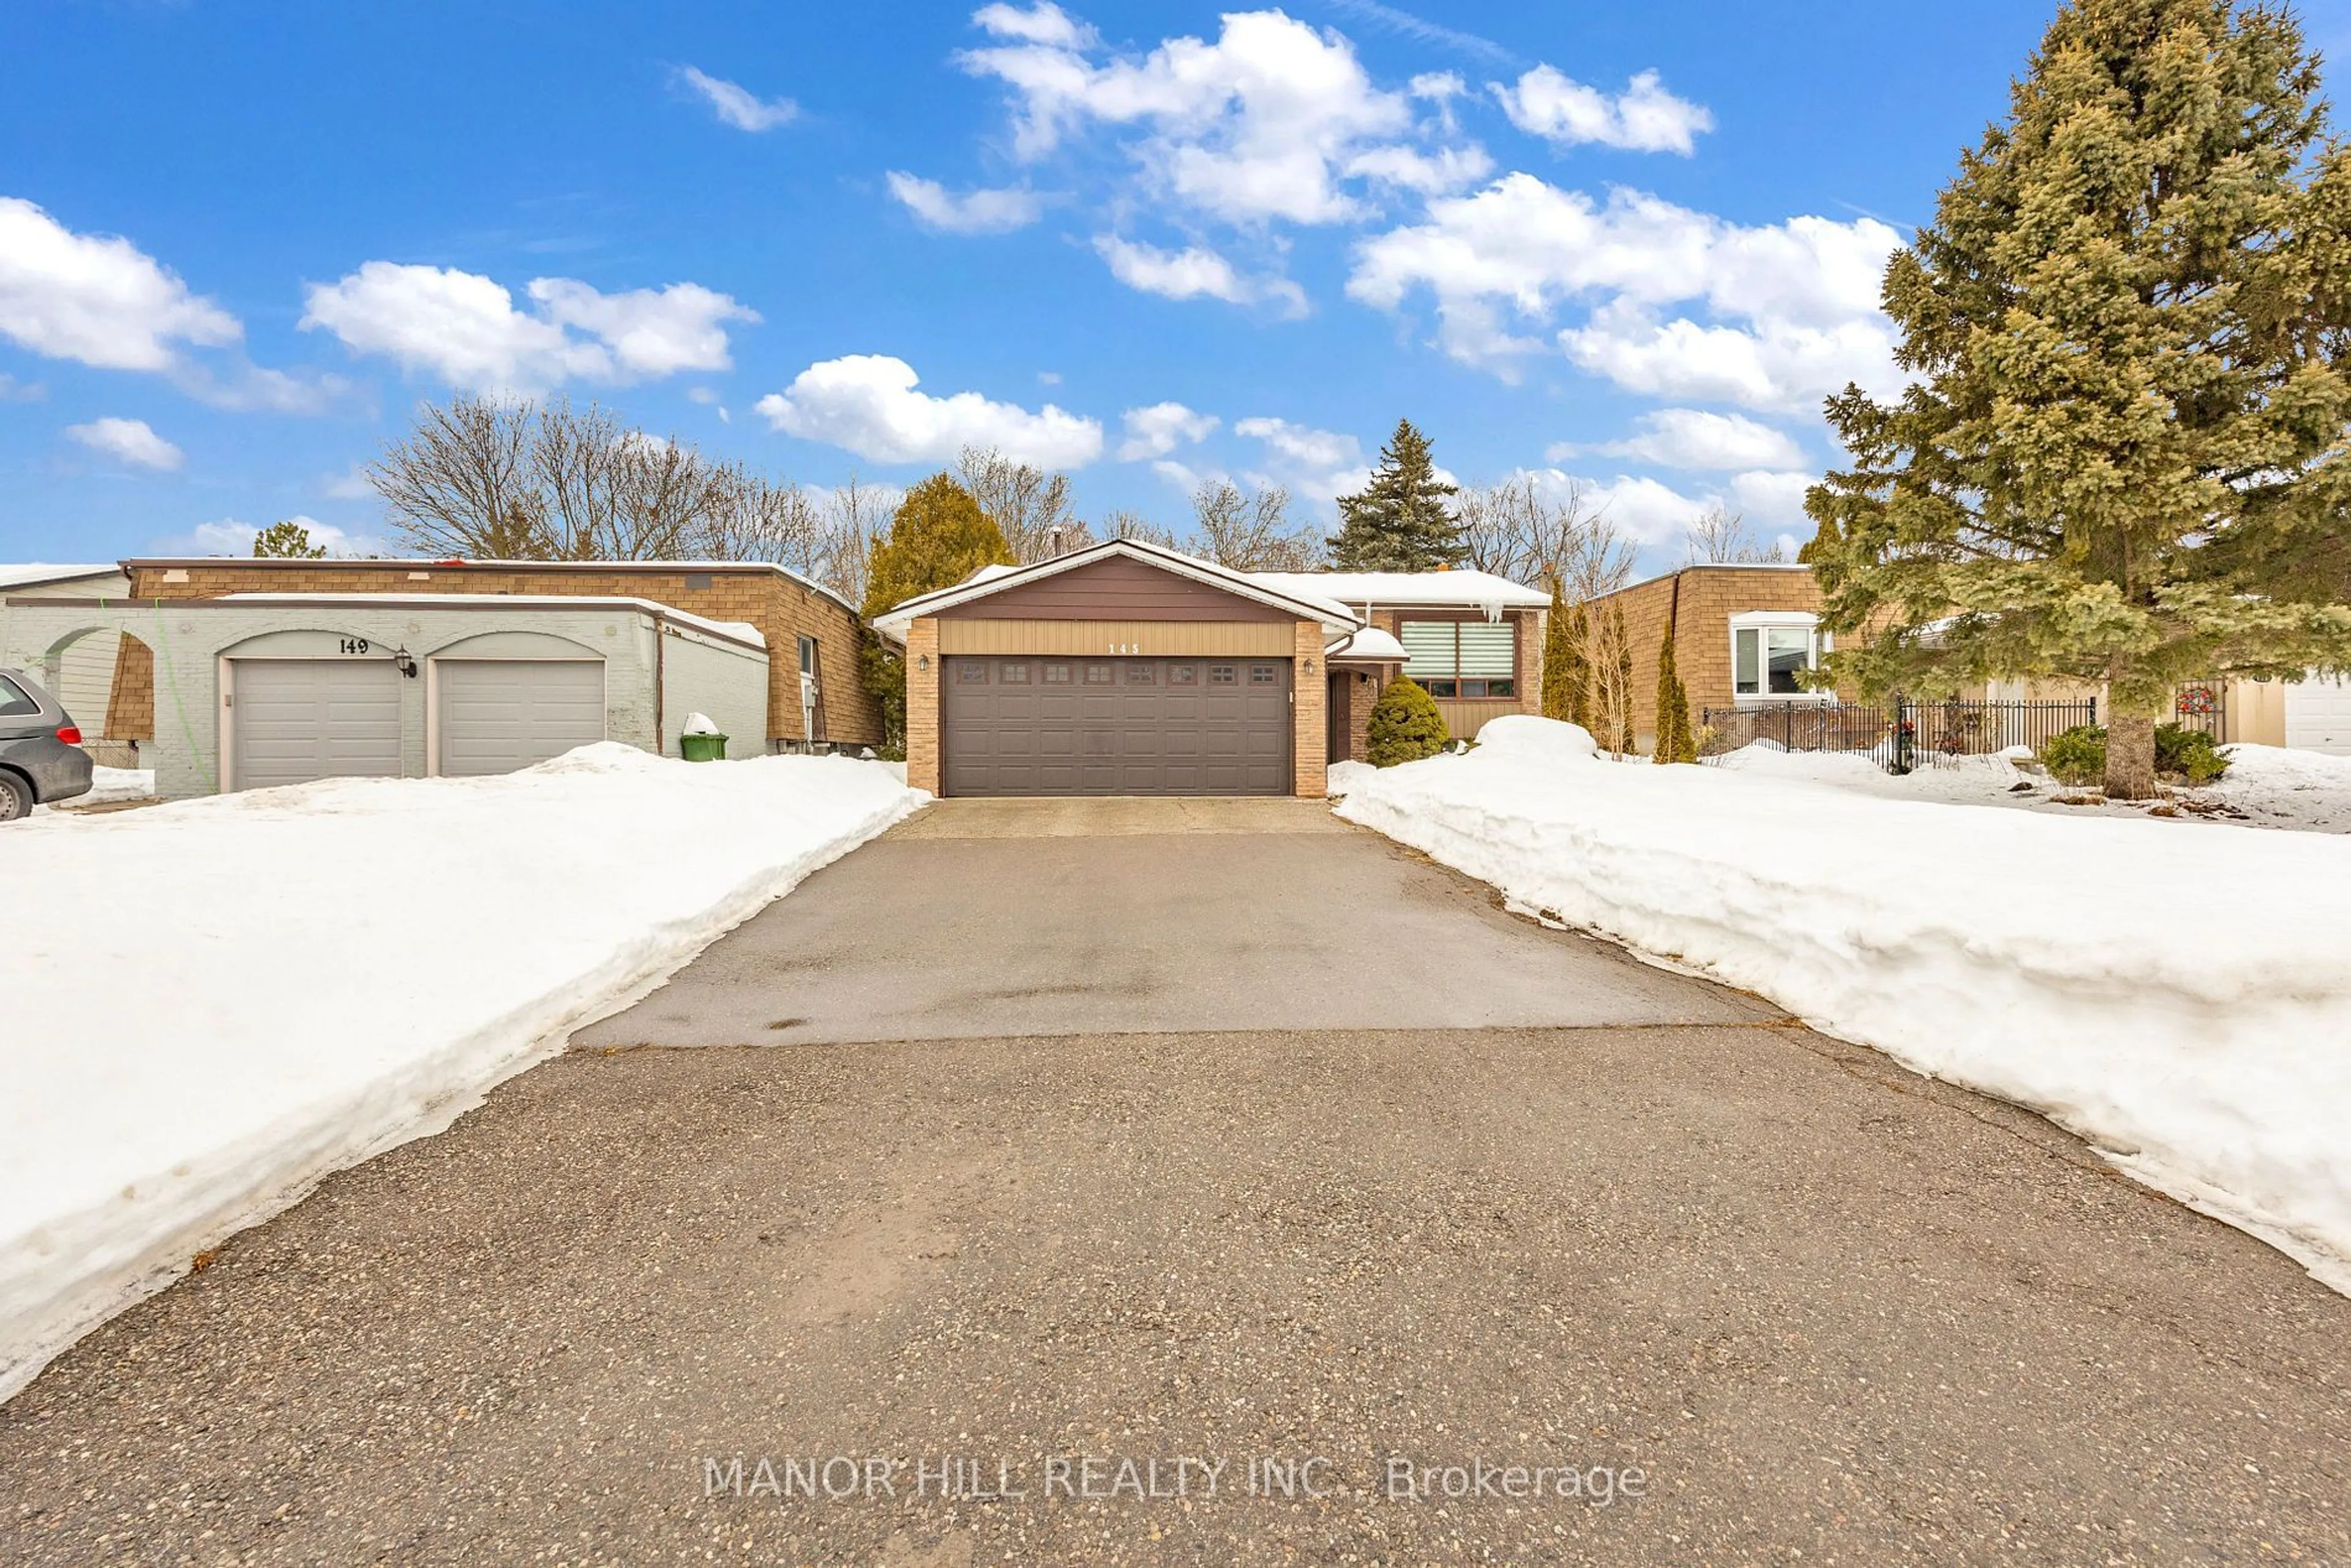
{"left": 0, "top": 666, "right": 94, "bottom": 820}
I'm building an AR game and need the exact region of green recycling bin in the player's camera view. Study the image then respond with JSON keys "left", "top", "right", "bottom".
{"left": 680, "top": 732, "right": 728, "bottom": 762}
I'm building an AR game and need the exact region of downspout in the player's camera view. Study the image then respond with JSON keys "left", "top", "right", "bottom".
{"left": 653, "top": 612, "right": 667, "bottom": 757}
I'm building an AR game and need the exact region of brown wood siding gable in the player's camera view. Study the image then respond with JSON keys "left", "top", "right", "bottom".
{"left": 935, "top": 556, "right": 1295, "bottom": 622}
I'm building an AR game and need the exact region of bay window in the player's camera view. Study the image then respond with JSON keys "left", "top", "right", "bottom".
{"left": 1400, "top": 618, "right": 1517, "bottom": 699}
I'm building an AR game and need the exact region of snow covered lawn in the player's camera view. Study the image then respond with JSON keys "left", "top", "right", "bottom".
{"left": 1335, "top": 718, "right": 2351, "bottom": 1294}
{"left": 1708, "top": 740, "right": 2351, "bottom": 833}
{"left": 0, "top": 746, "right": 923, "bottom": 1401}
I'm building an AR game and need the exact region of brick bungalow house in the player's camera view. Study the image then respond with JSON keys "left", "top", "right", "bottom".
{"left": 869, "top": 539, "right": 1549, "bottom": 798}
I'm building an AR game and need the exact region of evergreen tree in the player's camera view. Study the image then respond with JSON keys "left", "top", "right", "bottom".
{"left": 1330, "top": 419, "right": 1461, "bottom": 570}
{"left": 1563, "top": 601, "right": 1594, "bottom": 733}
{"left": 251, "top": 520, "right": 328, "bottom": 558}
{"left": 1365, "top": 676, "right": 1449, "bottom": 767}
{"left": 1539, "top": 576, "right": 1581, "bottom": 722}
{"left": 1653, "top": 624, "right": 1698, "bottom": 763}
{"left": 1804, "top": 0, "right": 2351, "bottom": 798}
{"left": 859, "top": 473, "right": 1015, "bottom": 751}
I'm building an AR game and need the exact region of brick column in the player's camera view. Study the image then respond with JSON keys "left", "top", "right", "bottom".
{"left": 905, "top": 618, "right": 941, "bottom": 795}
{"left": 1292, "top": 620, "right": 1327, "bottom": 798}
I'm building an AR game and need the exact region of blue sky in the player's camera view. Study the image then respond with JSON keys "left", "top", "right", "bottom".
{"left": 6, "top": 0, "right": 2319, "bottom": 573}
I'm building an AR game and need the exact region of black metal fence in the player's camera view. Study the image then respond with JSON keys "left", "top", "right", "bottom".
{"left": 1699, "top": 697, "right": 2102, "bottom": 774}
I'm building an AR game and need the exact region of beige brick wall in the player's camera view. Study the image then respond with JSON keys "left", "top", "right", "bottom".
{"left": 126, "top": 561, "right": 881, "bottom": 748}
{"left": 104, "top": 632, "right": 155, "bottom": 740}
{"left": 1292, "top": 620, "right": 1326, "bottom": 798}
{"left": 1586, "top": 568, "right": 1828, "bottom": 749}
{"left": 904, "top": 618, "right": 940, "bottom": 795}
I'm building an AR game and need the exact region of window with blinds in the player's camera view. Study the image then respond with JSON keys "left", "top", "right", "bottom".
{"left": 1399, "top": 620, "right": 1518, "bottom": 699}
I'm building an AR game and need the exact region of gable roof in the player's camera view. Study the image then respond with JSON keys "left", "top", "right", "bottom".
{"left": 869, "top": 538, "right": 1359, "bottom": 642}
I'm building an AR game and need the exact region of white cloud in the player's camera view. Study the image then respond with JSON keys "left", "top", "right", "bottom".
{"left": 1117, "top": 400, "right": 1219, "bottom": 460}
{"left": 1343, "top": 141, "right": 1492, "bottom": 195}
{"left": 961, "top": 9, "right": 1475, "bottom": 227}
{"left": 1725, "top": 468, "right": 1817, "bottom": 531}
{"left": 1232, "top": 415, "right": 1370, "bottom": 511}
{"left": 321, "top": 463, "right": 373, "bottom": 499}
{"left": 149, "top": 514, "right": 389, "bottom": 558}
{"left": 1347, "top": 173, "right": 1903, "bottom": 408}
{"left": 1492, "top": 66, "right": 1713, "bottom": 156}
{"left": 1560, "top": 408, "right": 1807, "bottom": 471}
{"left": 675, "top": 66, "right": 799, "bottom": 131}
{"left": 300, "top": 263, "right": 756, "bottom": 392}
{"left": 972, "top": 1, "right": 1097, "bottom": 49}
{"left": 756, "top": 354, "right": 1103, "bottom": 468}
{"left": 1092, "top": 235, "right": 1306, "bottom": 315}
{"left": 0, "top": 197, "right": 240, "bottom": 372}
{"left": 66, "top": 416, "right": 183, "bottom": 471}
{"left": 0, "top": 373, "right": 45, "bottom": 401}
{"left": 885, "top": 173, "right": 1047, "bottom": 234}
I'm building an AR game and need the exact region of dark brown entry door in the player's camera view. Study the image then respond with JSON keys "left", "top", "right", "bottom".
{"left": 941, "top": 655, "right": 1291, "bottom": 796}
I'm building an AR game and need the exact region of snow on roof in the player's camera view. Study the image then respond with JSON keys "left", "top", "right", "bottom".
{"left": 1326, "top": 626, "right": 1409, "bottom": 662}
{"left": 1248, "top": 569, "right": 1550, "bottom": 612}
{"left": 215, "top": 593, "right": 767, "bottom": 650}
{"left": 0, "top": 564, "right": 120, "bottom": 590}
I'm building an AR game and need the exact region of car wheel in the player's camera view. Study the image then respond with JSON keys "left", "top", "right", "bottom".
{"left": 0, "top": 771, "right": 29, "bottom": 823}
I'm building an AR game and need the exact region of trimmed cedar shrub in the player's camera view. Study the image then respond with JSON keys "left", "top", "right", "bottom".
{"left": 1367, "top": 677, "right": 1449, "bottom": 767}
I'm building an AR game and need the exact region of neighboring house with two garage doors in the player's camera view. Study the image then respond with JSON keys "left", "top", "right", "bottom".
{"left": 0, "top": 593, "right": 771, "bottom": 800}
{"left": 869, "top": 538, "right": 1550, "bottom": 798}
{"left": 1, "top": 555, "right": 879, "bottom": 800}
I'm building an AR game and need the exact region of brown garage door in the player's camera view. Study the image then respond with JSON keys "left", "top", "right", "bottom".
{"left": 942, "top": 655, "right": 1291, "bottom": 796}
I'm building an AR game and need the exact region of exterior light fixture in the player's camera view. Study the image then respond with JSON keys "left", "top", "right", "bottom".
{"left": 1303, "top": 656, "right": 1316, "bottom": 673}
{"left": 917, "top": 653, "right": 931, "bottom": 671}
{"left": 392, "top": 649, "right": 418, "bottom": 678}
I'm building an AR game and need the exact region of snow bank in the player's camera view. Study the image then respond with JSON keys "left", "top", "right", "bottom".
{"left": 0, "top": 746, "right": 924, "bottom": 1400}
{"left": 1338, "top": 716, "right": 2351, "bottom": 1292}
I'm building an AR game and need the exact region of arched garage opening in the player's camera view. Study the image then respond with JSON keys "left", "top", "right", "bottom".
{"left": 425, "top": 630, "right": 607, "bottom": 776}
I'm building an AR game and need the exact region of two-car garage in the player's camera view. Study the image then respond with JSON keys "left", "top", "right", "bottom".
{"left": 877, "top": 541, "right": 1365, "bottom": 800}
{"left": 940, "top": 655, "right": 1293, "bottom": 796}
{"left": 227, "top": 655, "right": 607, "bottom": 790}
{"left": 1, "top": 594, "right": 771, "bottom": 800}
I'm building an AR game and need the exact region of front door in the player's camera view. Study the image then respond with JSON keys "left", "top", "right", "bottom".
{"left": 1327, "top": 671, "right": 1351, "bottom": 763}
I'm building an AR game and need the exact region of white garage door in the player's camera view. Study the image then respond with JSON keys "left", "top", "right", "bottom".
{"left": 231, "top": 659, "right": 403, "bottom": 791}
{"left": 2285, "top": 673, "right": 2351, "bottom": 756}
{"left": 437, "top": 659, "right": 605, "bottom": 776}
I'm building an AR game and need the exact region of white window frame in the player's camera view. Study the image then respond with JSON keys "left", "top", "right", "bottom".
{"left": 1728, "top": 610, "right": 1832, "bottom": 702}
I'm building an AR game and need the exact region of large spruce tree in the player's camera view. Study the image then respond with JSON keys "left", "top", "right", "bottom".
{"left": 1804, "top": 0, "right": 2351, "bottom": 797}
{"left": 1330, "top": 419, "right": 1461, "bottom": 570}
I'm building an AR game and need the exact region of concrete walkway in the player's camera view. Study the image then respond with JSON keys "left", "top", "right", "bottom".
{"left": 577, "top": 797, "right": 1776, "bottom": 1047}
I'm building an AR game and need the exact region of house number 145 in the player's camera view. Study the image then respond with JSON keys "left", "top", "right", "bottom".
{"left": 1106, "top": 642, "right": 1141, "bottom": 655}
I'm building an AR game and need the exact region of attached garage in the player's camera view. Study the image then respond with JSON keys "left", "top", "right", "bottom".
{"left": 0, "top": 593, "right": 770, "bottom": 800}
{"left": 434, "top": 657, "right": 606, "bottom": 776}
{"left": 230, "top": 659, "right": 403, "bottom": 791}
{"left": 942, "top": 655, "right": 1292, "bottom": 796}
{"left": 874, "top": 540, "right": 1363, "bottom": 800}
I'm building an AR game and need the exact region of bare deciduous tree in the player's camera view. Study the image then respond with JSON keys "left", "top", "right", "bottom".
{"left": 1682, "top": 503, "right": 1788, "bottom": 565}
{"left": 958, "top": 445, "right": 1082, "bottom": 563}
{"left": 1191, "top": 479, "right": 1323, "bottom": 571}
{"left": 369, "top": 396, "right": 538, "bottom": 557}
{"left": 1584, "top": 602, "right": 1640, "bottom": 756}
{"left": 374, "top": 395, "right": 743, "bottom": 561}
{"left": 1101, "top": 509, "right": 1180, "bottom": 550}
{"left": 1554, "top": 509, "right": 1639, "bottom": 602}
{"left": 1456, "top": 475, "right": 1628, "bottom": 590}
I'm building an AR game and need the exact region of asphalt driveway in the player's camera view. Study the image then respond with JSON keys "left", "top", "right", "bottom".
{"left": 4, "top": 799, "right": 2347, "bottom": 1566}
